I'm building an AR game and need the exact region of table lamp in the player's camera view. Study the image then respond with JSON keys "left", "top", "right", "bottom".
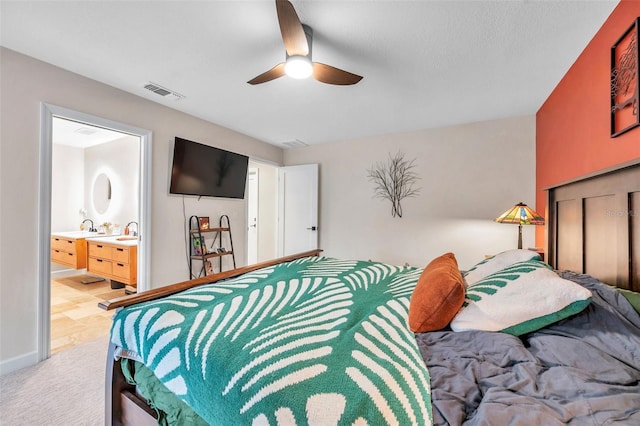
{"left": 495, "top": 202, "right": 545, "bottom": 249}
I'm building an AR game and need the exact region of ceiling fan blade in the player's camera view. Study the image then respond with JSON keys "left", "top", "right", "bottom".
{"left": 247, "top": 63, "right": 287, "bottom": 85}
{"left": 276, "top": 0, "right": 309, "bottom": 56}
{"left": 312, "top": 63, "right": 363, "bottom": 85}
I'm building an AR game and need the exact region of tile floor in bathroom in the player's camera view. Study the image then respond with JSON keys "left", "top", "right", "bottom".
{"left": 50, "top": 275, "right": 124, "bottom": 354}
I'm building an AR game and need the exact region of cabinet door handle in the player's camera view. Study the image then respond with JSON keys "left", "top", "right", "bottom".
{"left": 97, "top": 259, "right": 103, "bottom": 263}
{"left": 117, "top": 248, "right": 124, "bottom": 252}
{"left": 97, "top": 245, "right": 103, "bottom": 248}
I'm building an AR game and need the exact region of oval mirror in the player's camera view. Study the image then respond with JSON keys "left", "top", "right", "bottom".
{"left": 93, "top": 173, "right": 111, "bottom": 214}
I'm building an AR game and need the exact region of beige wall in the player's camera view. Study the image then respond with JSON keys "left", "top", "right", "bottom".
{"left": 51, "top": 144, "right": 85, "bottom": 234}
{"left": 0, "top": 47, "right": 283, "bottom": 372}
{"left": 83, "top": 137, "right": 140, "bottom": 231}
{"left": 284, "top": 115, "right": 537, "bottom": 270}
{"left": 0, "top": 46, "right": 536, "bottom": 373}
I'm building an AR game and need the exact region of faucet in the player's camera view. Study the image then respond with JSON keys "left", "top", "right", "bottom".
{"left": 81, "top": 219, "right": 96, "bottom": 232}
{"left": 126, "top": 221, "right": 139, "bottom": 236}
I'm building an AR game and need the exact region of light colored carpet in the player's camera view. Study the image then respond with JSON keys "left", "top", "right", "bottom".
{"left": 0, "top": 335, "right": 109, "bottom": 425}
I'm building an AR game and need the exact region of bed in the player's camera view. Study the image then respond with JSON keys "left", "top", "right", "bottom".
{"left": 420, "top": 268, "right": 640, "bottom": 425}
{"left": 101, "top": 164, "right": 640, "bottom": 425}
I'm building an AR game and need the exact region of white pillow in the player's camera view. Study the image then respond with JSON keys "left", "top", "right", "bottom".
{"left": 463, "top": 249, "right": 541, "bottom": 286}
{"left": 452, "top": 260, "right": 592, "bottom": 336}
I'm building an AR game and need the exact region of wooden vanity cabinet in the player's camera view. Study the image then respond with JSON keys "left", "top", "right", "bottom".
{"left": 87, "top": 241, "right": 137, "bottom": 285}
{"left": 51, "top": 236, "right": 87, "bottom": 269}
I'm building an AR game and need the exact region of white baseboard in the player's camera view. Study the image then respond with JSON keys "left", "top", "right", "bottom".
{"left": 0, "top": 350, "right": 39, "bottom": 376}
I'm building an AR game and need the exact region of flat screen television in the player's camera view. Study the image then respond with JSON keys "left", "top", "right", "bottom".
{"left": 169, "top": 137, "right": 249, "bottom": 199}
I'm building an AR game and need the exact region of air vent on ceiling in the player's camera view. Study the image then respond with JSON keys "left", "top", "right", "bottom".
{"left": 143, "top": 82, "right": 185, "bottom": 101}
{"left": 282, "top": 140, "right": 308, "bottom": 148}
{"left": 74, "top": 127, "right": 98, "bottom": 135}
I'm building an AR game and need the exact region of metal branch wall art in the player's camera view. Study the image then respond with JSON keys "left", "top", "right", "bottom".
{"left": 367, "top": 151, "right": 420, "bottom": 218}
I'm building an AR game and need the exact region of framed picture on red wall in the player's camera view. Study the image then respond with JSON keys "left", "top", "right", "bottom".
{"left": 611, "top": 17, "right": 639, "bottom": 138}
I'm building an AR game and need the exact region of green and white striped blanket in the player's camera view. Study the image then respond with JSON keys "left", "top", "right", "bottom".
{"left": 110, "top": 256, "right": 432, "bottom": 425}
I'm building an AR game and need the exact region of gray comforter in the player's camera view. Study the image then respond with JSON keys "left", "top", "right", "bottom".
{"left": 415, "top": 271, "right": 640, "bottom": 425}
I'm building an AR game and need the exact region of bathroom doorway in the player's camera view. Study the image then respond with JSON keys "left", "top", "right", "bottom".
{"left": 50, "top": 117, "right": 140, "bottom": 353}
{"left": 38, "top": 103, "right": 152, "bottom": 360}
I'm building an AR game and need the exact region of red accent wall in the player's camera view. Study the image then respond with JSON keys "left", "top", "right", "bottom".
{"left": 536, "top": 0, "right": 640, "bottom": 246}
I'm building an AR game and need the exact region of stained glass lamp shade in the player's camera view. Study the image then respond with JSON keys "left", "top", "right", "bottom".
{"left": 495, "top": 202, "right": 545, "bottom": 249}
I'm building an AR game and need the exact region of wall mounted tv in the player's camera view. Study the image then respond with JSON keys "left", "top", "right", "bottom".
{"left": 169, "top": 137, "right": 249, "bottom": 199}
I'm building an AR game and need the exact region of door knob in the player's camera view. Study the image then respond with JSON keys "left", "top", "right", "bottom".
{"left": 306, "top": 226, "right": 317, "bottom": 231}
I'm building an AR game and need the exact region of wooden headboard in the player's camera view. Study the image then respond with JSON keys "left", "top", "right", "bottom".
{"left": 547, "top": 162, "right": 640, "bottom": 292}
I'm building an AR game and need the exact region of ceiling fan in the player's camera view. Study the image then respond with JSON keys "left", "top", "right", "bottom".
{"left": 247, "top": 0, "right": 363, "bottom": 86}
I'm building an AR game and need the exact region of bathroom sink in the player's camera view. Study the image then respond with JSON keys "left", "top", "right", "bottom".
{"left": 88, "top": 235, "right": 138, "bottom": 245}
{"left": 52, "top": 231, "right": 100, "bottom": 239}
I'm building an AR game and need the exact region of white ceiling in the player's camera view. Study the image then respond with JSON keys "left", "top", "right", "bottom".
{"left": 1, "top": 1, "right": 617, "bottom": 148}
{"left": 53, "top": 117, "right": 131, "bottom": 148}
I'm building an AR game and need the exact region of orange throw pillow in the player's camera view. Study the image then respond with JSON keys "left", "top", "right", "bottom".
{"left": 408, "top": 252, "right": 465, "bottom": 332}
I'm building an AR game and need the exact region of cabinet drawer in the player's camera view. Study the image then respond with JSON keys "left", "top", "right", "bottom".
{"left": 52, "top": 237, "right": 75, "bottom": 253}
{"left": 89, "top": 243, "right": 111, "bottom": 259}
{"left": 52, "top": 249, "right": 76, "bottom": 266}
{"left": 112, "top": 262, "right": 132, "bottom": 281}
{"left": 112, "top": 246, "right": 130, "bottom": 263}
{"left": 88, "top": 257, "right": 112, "bottom": 275}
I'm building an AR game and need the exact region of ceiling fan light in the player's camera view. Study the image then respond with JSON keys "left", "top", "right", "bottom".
{"left": 285, "top": 56, "right": 313, "bottom": 79}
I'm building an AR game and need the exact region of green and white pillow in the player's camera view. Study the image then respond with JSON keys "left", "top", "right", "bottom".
{"left": 451, "top": 260, "right": 592, "bottom": 336}
{"left": 463, "top": 249, "right": 541, "bottom": 286}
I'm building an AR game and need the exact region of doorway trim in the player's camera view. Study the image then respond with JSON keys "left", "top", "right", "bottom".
{"left": 38, "top": 103, "right": 152, "bottom": 361}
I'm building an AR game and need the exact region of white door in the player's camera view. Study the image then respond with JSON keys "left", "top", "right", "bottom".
{"left": 247, "top": 168, "right": 259, "bottom": 264}
{"left": 278, "top": 164, "right": 319, "bottom": 256}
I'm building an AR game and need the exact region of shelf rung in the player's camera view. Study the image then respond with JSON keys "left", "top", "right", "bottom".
{"left": 190, "top": 251, "right": 233, "bottom": 260}
{"left": 189, "top": 227, "right": 230, "bottom": 234}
